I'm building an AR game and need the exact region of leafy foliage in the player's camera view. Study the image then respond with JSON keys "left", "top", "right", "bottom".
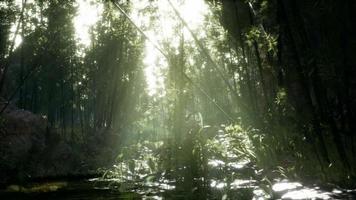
{"left": 1, "top": 0, "right": 355, "bottom": 190}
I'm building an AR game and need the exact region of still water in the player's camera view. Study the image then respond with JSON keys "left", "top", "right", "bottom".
{"left": 1, "top": 133, "right": 355, "bottom": 199}
{"left": 1, "top": 176, "right": 354, "bottom": 200}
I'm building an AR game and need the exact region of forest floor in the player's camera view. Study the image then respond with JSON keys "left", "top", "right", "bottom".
{"left": 1, "top": 129, "right": 356, "bottom": 199}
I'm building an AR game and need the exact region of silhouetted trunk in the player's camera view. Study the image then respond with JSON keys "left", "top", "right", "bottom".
{"left": 71, "top": 60, "right": 75, "bottom": 140}
{"left": 19, "top": 4, "right": 25, "bottom": 108}
{"left": 0, "top": 0, "right": 27, "bottom": 94}
{"left": 278, "top": 0, "right": 331, "bottom": 165}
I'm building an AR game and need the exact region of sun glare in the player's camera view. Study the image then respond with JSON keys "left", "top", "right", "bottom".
{"left": 9, "top": 25, "right": 23, "bottom": 51}
{"left": 8, "top": 0, "right": 31, "bottom": 51}
{"left": 12, "top": 0, "right": 209, "bottom": 97}
{"left": 131, "top": 0, "right": 209, "bottom": 97}
{"left": 74, "top": 0, "right": 103, "bottom": 47}
{"left": 10, "top": 0, "right": 101, "bottom": 51}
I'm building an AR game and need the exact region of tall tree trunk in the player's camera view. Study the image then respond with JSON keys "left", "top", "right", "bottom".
{"left": 0, "top": 0, "right": 27, "bottom": 94}
{"left": 71, "top": 60, "right": 75, "bottom": 140}
{"left": 19, "top": 1, "right": 25, "bottom": 108}
{"left": 278, "top": 0, "right": 331, "bottom": 165}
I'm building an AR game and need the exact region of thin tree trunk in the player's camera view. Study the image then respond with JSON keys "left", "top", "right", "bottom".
{"left": 0, "top": 0, "right": 27, "bottom": 94}
{"left": 246, "top": 4, "right": 270, "bottom": 108}
{"left": 278, "top": 0, "right": 331, "bottom": 165}
{"left": 71, "top": 60, "right": 75, "bottom": 141}
{"left": 19, "top": 1, "right": 25, "bottom": 108}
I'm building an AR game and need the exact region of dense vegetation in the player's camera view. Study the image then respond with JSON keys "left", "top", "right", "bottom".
{"left": 214, "top": 0, "right": 356, "bottom": 185}
{"left": 0, "top": 0, "right": 355, "bottom": 197}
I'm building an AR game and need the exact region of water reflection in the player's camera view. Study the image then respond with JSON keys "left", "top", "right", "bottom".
{"left": 282, "top": 188, "right": 331, "bottom": 199}
{"left": 2, "top": 131, "right": 356, "bottom": 200}
{"left": 228, "top": 160, "right": 250, "bottom": 169}
{"left": 230, "top": 179, "right": 257, "bottom": 189}
{"left": 2, "top": 170, "right": 355, "bottom": 199}
{"left": 272, "top": 181, "right": 302, "bottom": 192}
{"left": 210, "top": 179, "right": 226, "bottom": 189}
{"left": 207, "top": 159, "right": 225, "bottom": 167}
{"left": 271, "top": 180, "right": 356, "bottom": 200}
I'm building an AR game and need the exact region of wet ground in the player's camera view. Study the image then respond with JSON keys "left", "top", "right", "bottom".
{"left": 2, "top": 167, "right": 355, "bottom": 199}
{"left": 1, "top": 174, "right": 355, "bottom": 199}
{"left": 1, "top": 132, "right": 356, "bottom": 199}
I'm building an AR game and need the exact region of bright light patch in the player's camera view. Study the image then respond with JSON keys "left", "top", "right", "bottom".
{"left": 281, "top": 188, "right": 331, "bottom": 199}
{"left": 9, "top": 25, "right": 23, "bottom": 50}
{"left": 210, "top": 179, "right": 226, "bottom": 189}
{"left": 130, "top": 0, "right": 209, "bottom": 97}
{"left": 272, "top": 182, "right": 302, "bottom": 192}
{"left": 74, "top": 0, "right": 103, "bottom": 47}
{"left": 143, "top": 43, "right": 167, "bottom": 96}
{"left": 208, "top": 159, "right": 225, "bottom": 167}
{"left": 230, "top": 179, "right": 256, "bottom": 189}
{"left": 11, "top": 0, "right": 101, "bottom": 51}
{"left": 227, "top": 160, "right": 249, "bottom": 169}
{"left": 8, "top": 0, "right": 30, "bottom": 51}
{"left": 175, "top": 0, "right": 208, "bottom": 29}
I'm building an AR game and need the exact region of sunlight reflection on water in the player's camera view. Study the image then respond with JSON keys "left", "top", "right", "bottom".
{"left": 272, "top": 181, "right": 302, "bottom": 192}
{"left": 282, "top": 188, "right": 332, "bottom": 199}
{"left": 210, "top": 179, "right": 226, "bottom": 189}
{"left": 231, "top": 179, "right": 257, "bottom": 189}
{"left": 228, "top": 160, "right": 249, "bottom": 169}
{"left": 253, "top": 188, "right": 271, "bottom": 200}
{"left": 272, "top": 180, "right": 338, "bottom": 199}
{"left": 208, "top": 159, "right": 225, "bottom": 167}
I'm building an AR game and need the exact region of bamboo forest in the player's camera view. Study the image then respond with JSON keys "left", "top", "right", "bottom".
{"left": 1, "top": 0, "right": 356, "bottom": 199}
